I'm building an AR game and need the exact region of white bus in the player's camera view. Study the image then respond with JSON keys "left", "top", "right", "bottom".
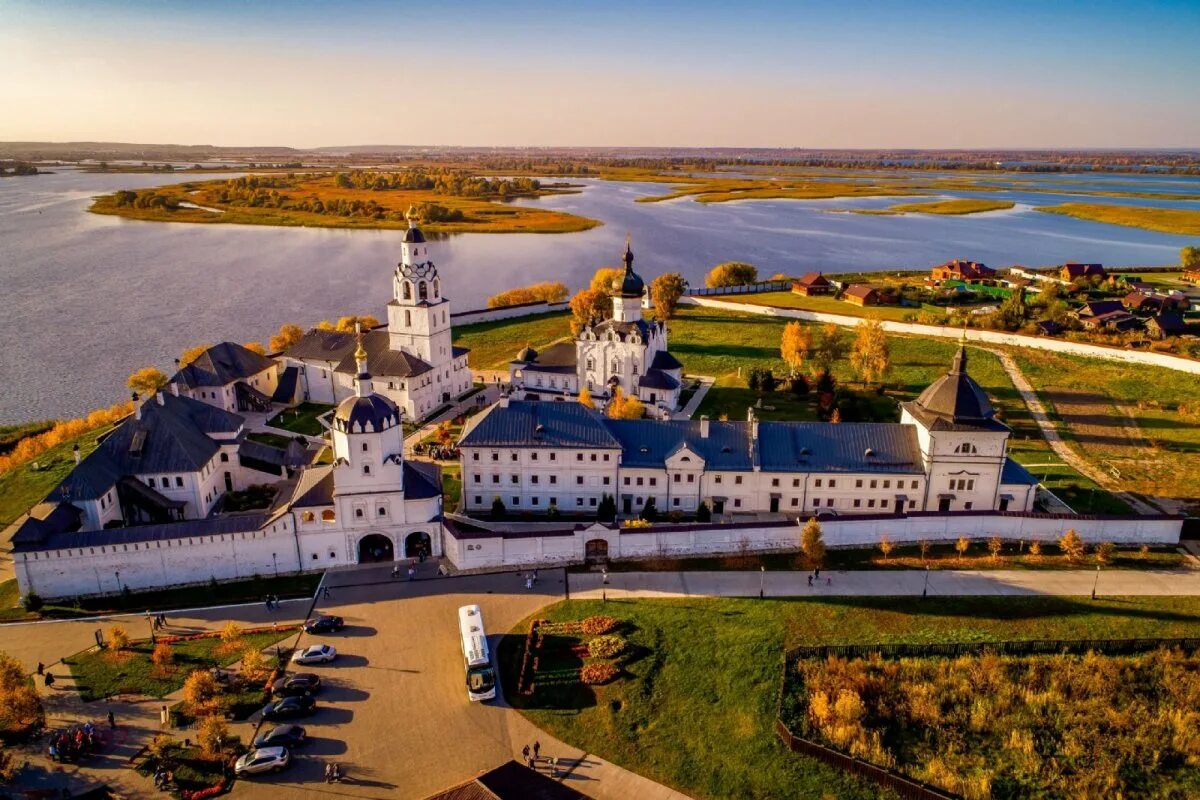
{"left": 458, "top": 604, "right": 496, "bottom": 701}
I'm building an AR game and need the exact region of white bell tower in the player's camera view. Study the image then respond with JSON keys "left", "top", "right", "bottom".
{"left": 387, "top": 210, "right": 453, "bottom": 365}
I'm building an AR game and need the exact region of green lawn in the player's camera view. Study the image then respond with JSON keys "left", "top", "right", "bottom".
{"left": 266, "top": 402, "right": 332, "bottom": 436}
{"left": 0, "top": 424, "right": 116, "bottom": 532}
{"left": 502, "top": 596, "right": 1200, "bottom": 800}
{"left": 441, "top": 464, "right": 462, "bottom": 511}
{"left": 451, "top": 311, "right": 573, "bottom": 370}
{"left": 67, "top": 629, "right": 294, "bottom": 701}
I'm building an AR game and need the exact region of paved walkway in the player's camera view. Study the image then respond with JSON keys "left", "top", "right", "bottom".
{"left": 672, "top": 375, "right": 714, "bottom": 420}
{"left": 571, "top": 567, "right": 1200, "bottom": 599}
{"left": 404, "top": 384, "right": 499, "bottom": 455}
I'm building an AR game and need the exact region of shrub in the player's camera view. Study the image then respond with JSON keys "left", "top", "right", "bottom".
{"left": 182, "top": 670, "right": 219, "bottom": 715}
{"left": 21, "top": 592, "right": 43, "bottom": 612}
{"left": 877, "top": 536, "right": 894, "bottom": 560}
{"left": 151, "top": 642, "right": 174, "bottom": 670}
{"left": 988, "top": 537, "right": 1003, "bottom": 561}
{"left": 241, "top": 648, "right": 269, "bottom": 683}
{"left": 106, "top": 625, "right": 130, "bottom": 651}
{"left": 581, "top": 615, "right": 618, "bottom": 636}
{"left": 1028, "top": 540, "right": 1043, "bottom": 557}
{"left": 580, "top": 663, "right": 619, "bottom": 685}
{"left": 196, "top": 715, "right": 229, "bottom": 759}
{"left": 1059, "top": 528, "right": 1086, "bottom": 562}
{"left": 955, "top": 536, "right": 970, "bottom": 557}
{"left": 1095, "top": 541, "right": 1116, "bottom": 565}
{"left": 587, "top": 634, "right": 626, "bottom": 659}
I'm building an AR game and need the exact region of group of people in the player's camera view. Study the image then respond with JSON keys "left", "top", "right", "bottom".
{"left": 324, "top": 762, "right": 343, "bottom": 783}
{"left": 152, "top": 767, "right": 176, "bottom": 790}
{"left": 391, "top": 560, "right": 419, "bottom": 581}
{"left": 264, "top": 594, "right": 282, "bottom": 611}
{"left": 47, "top": 723, "right": 104, "bottom": 763}
{"left": 524, "top": 569, "right": 540, "bottom": 590}
{"left": 806, "top": 569, "right": 832, "bottom": 587}
{"left": 521, "top": 740, "right": 542, "bottom": 769}
{"left": 146, "top": 611, "right": 168, "bottom": 629}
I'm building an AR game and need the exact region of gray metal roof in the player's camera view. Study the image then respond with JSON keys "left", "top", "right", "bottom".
{"left": 757, "top": 421, "right": 924, "bottom": 474}
{"left": 51, "top": 395, "right": 243, "bottom": 501}
{"left": 904, "top": 345, "right": 1008, "bottom": 433}
{"left": 520, "top": 341, "right": 577, "bottom": 374}
{"left": 12, "top": 512, "right": 271, "bottom": 553}
{"left": 404, "top": 461, "right": 442, "bottom": 500}
{"left": 459, "top": 401, "right": 621, "bottom": 449}
{"left": 606, "top": 419, "right": 752, "bottom": 469}
{"left": 650, "top": 350, "right": 683, "bottom": 371}
{"left": 290, "top": 465, "right": 335, "bottom": 508}
{"left": 285, "top": 329, "right": 434, "bottom": 379}
{"left": 638, "top": 369, "right": 679, "bottom": 391}
{"left": 171, "top": 342, "right": 275, "bottom": 388}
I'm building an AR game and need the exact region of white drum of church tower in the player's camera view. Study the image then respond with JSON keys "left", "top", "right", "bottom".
{"left": 331, "top": 328, "right": 406, "bottom": 496}
{"left": 387, "top": 212, "right": 453, "bottom": 366}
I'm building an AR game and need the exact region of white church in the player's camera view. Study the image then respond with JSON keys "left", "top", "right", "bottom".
{"left": 281, "top": 215, "right": 472, "bottom": 422}
{"left": 510, "top": 239, "right": 683, "bottom": 412}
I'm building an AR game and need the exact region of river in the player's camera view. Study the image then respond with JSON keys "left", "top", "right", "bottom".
{"left": 1, "top": 168, "right": 1196, "bottom": 424}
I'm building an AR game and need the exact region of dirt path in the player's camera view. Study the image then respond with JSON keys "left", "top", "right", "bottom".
{"left": 989, "top": 349, "right": 1163, "bottom": 515}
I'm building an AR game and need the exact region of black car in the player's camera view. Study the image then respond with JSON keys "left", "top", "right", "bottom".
{"left": 261, "top": 696, "right": 316, "bottom": 721}
{"left": 304, "top": 615, "right": 345, "bottom": 634}
{"left": 271, "top": 673, "right": 322, "bottom": 697}
{"left": 254, "top": 724, "right": 307, "bottom": 749}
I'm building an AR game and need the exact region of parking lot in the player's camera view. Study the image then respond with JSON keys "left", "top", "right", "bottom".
{"left": 230, "top": 566, "right": 566, "bottom": 799}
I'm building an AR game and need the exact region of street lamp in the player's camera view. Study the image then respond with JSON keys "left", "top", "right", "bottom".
{"left": 114, "top": 570, "right": 121, "bottom": 593}
{"left": 1091, "top": 564, "right": 1101, "bottom": 600}
{"left": 272, "top": 552, "right": 279, "bottom": 578}
{"left": 922, "top": 565, "right": 931, "bottom": 598}
{"left": 759, "top": 565, "right": 766, "bottom": 599}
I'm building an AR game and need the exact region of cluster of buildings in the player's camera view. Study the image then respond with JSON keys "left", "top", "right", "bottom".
{"left": 7, "top": 233, "right": 1184, "bottom": 599}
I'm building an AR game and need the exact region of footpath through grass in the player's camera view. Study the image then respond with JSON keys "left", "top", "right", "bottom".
{"left": 266, "top": 402, "right": 333, "bottom": 436}
{"left": 503, "top": 596, "right": 1200, "bottom": 800}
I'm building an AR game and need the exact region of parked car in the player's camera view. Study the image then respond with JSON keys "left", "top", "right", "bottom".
{"left": 254, "top": 724, "right": 307, "bottom": 749}
{"left": 234, "top": 747, "right": 290, "bottom": 775}
{"left": 261, "top": 696, "right": 316, "bottom": 720}
{"left": 291, "top": 644, "right": 337, "bottom": 664}
{"left": 304, "top": 615, "right": 345, "bottom": 634}
{"left": 272, "top": 673, "right": 322, "bottom": 697}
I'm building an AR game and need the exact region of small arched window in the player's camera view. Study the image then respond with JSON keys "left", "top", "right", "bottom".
{"left": 405, "top": 310, "right": 412, "bottom": 326}
{"left": 301, "top": 511, "right": 315, "bottom": 523}
{"left": 955, "top": 442, "right": 978, "bottom": 454}
{"left": 611, "top": 359, "right": 619, "bottom": 374}
{"left": 586, "top": 358, "right": 594, "bottom": 371}
{"left": 363, "top": 464, "right": 372, "bottom": 475}
{"left": 321, "top": 510, "right": 336, "bottom": 522}
{"left": 403, "top": 281, "right": 412, "bottom": 300}
{"left": 418, "top": 281, "right": 428, "bottom": 301}
{"left": 433, "top": 279, "right": 440, "bottom": 298}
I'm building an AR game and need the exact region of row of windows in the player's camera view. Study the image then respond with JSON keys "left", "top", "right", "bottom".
{"left": 146, "top": 475, "right": 187, "bottom": 490}
{"left": 950, "top": 478, "right": 977, "bottom": 491}
{"left": 472, "top": 473, "right": 610, "bottom": 487}
{"left": 474, "top": 450, "right": 614, "bottom": 463}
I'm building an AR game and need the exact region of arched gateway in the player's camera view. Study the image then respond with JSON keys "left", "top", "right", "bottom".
{"left": 358, "top": 533, "right": 395, "bottom": 563}
{"left": 405, "top": 531, "right": 432, "bottom": 558}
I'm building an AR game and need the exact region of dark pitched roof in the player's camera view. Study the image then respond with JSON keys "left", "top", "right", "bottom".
{"left": 638, "top": 369, "right": 679, "bottom": 390}
{"left": 843, "top": 284, "right": 877, "bottom": 299}
{"left": 9, "top": 502, "right": 83, "bottom": 548}
{"left": 758, "top": 422, "right": 923, "bottom": 473}
{"left": 285, "top": 329, "right": 433, "bottom": 378}
{"left": 902, "top": 345, "right": 1009, "bottom": 433}
{"left": 521, "top": 342, "right": 578, "bottom": 374}
{"left": 1078, "top": 300, "right": 1125, "bottom": 317}
{"left": 290, "top": 466, "right": 335, "bottom": 508}
{"left": 172, "top": 342, "right": 275, "bottom": 388}
{"left": 334, "top": 392, "right": 401, "bottom": 433}
{"left": 1149, "top": 311, "right": 1189, "bottom": 335}
{"left": 934, "top": 259, "right": 994, "bottom": 278}
{"left": 1000, "top": 458, "right": 1038, "bottom": 486}
{"left": 605, "top": 418, "right": 752, "bottom": 470}
{"left": 650, "top": 350, "right": 683, "bottom": 371}
{"left": 239, "top": 438, "right": 309, "bottom": 470}
{"left": 452, "top": 345, "right": 470, "bottom": 359}
{"left": 12, "top": 512, "right": 271, "bottom": 553}
{"left": 590, "top": 318, "right": 656, "bottom": 342}
{"left": 404, "top": 460, "right": 442, "bottom": 500}
{"left": 272, "top": 365, "right": 300, "bottom": 404}
{"left": 51, "top": 395, "right": 243, "bottom": 501}
{"left": 459, "top": 401, "right": 621, "bottom": 449}
{"left": 1062, "top": 262, "right": 1105, "bottom": 279}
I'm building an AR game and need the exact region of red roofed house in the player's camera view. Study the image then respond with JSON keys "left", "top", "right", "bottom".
{"left": 1183, "top": 268, "right": 1200, "bottom": 285}
{"left": 931, "top": 259, "right": 996, "bottom": 282}
{"left": 792, "top": 272, "right": 834, "bottom": 296}
{"left": 843, "top": 284, "right": 885, "bottom": 306}
{"left": 1061, "top": 262, "right": 1106, "bottom": 282}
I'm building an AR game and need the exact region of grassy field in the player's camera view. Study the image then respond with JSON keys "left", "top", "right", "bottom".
{"left": 267, "top": 402, "right": 332, "bottom": 436}
{"left": 1013, "top": 349, "right": 1200, "bottom": 505}
{"left": 887, "top": 198, "right": 1015, "bottom": 215}
{"left": 451, "top": 311, "right": 573, "bottom": 370}
{"left": 1036, "top": 202, "right": 1200, "bottom": 235}
{"left": 89, "top": 173, "right": 600, "bottom": 234}
{"left": 502, "top": 596, "right": 1200, "bottom": 800}
{"left": 0, "top": 424, "right": 116, "bottom": 531}
{"left": 67, "top": 629, "right": 293, "bottom": 701}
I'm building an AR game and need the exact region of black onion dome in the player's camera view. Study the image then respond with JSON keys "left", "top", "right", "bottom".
{"left": 402, "top": 225, "right": 426, "bottom": 244}
{"left": 914, "top": 345, "right": 994, "bottom": 423}
{"left": 334, "top": 394, "right": 400, "bottom": 433}
{"left": 516, "top": 345, "right": 538, "bottom": 362}
{"left": 611, "top": 237, "right": 645, "bottom": 297}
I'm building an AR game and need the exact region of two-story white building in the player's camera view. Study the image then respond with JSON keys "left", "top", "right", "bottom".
{"left": 169, "top": 342, "right": 279, "bottom": 413}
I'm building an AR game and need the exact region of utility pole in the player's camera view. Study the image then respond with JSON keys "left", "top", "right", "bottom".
{"left": 1091, "top": 564, "right": 1101, "bottom": 600}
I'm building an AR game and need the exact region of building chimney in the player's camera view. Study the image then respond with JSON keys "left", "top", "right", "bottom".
{"left": 170, "top": 382, "right": 180, "bottom": 396}
{"left": 156, "top": 390, "right": 165, "bottom": 406}
{"left": 747, "top": 408, "right": 759, "bottom": 441}
{"left": 132, "top": 392, "right": 141, "bottom": 420}
{"left": 73, "top": 444, "right": 81, "bottom": 464}
{"left": 699, "top": 416, "right": 710, "bottom": 438}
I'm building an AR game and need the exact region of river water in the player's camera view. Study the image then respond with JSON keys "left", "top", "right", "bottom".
{"left": 1, "top": 169, "right": 1197, "bottom": 424}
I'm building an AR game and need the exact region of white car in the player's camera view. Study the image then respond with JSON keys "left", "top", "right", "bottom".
{"left": 291, "top": 644, "right": 337, "bottom": 664}
{"left": 234, "top": 746, "right": 290, "bottom": 775}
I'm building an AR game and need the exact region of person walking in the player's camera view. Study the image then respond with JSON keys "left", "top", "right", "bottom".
{"left": 601, "top": 568, "right": 609, "bottom": 585}
{"left": 323, "top": 586, "right": 331, "bottom": 600}
{"left": 532, "top": 740, "right": 541, "bottom": 760}
{"left": 107, "top": 710, "right": 116, "bottom": 729}
{"left": 391, "top": 564, "right": 400, "bottom": 579}
{"left": 407, "top": 566, "right": 415, "bottom": 581}
{"left": 814, "top": 568, "right": 821, "bottom": 579}
{"left": 532, "top": 568, "right": 539, "bottom": 585}
{"left": 44, "top": 672, "right": 55, "bottom": 688}
{"left": 36, "top": 661, "right": 44, "bottom": 676}
{"left": 522, "top": 744, "right": 530, "bottom": 764}
{"left": 807, "top": 575, "right": 813, "bottom": 587}
{"left": 525, "top": 575, "right": 533, "bottom": 590}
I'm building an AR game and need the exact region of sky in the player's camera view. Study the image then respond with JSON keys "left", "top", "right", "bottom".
{"left": 1, "top": 0, "right": 1198, "bottom": 149}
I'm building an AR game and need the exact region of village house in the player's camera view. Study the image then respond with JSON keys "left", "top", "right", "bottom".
{"left": 792, "top": 272, "right": 834, "bottom": 296}
{"left": 843, "top": 284, "right": 889, "bottom": 306}
{"left": 1061, "top": 262, "right": 1106, "bottom": 282}
{"left": 931, "top": 259, "right": 995, "bottom": 282}
{"left": 1145, "top": 312, "right": 1190, "bottom": 339}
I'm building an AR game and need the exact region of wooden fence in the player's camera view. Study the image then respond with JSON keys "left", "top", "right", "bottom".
{"left": 774, "top": 719, "right": 955, "bottom": 800}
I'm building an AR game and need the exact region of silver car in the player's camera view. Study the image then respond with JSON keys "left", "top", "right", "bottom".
{"left": 291, "top": 644, "right": 337, "bottom": 664}
{"left": 234, "top": 746, "right": 290, "bottom": 775}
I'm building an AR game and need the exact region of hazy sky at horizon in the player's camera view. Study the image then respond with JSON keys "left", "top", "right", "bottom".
{"left": 2, "top": 0, "right": 1198, "bottom": 149}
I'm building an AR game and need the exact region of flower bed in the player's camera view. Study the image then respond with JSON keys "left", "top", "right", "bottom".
{"left": 514, "top": 616, "right": 628, "bottom": 697}
{"left": 580, "top": 663, "right": 619, "bottom": 685}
